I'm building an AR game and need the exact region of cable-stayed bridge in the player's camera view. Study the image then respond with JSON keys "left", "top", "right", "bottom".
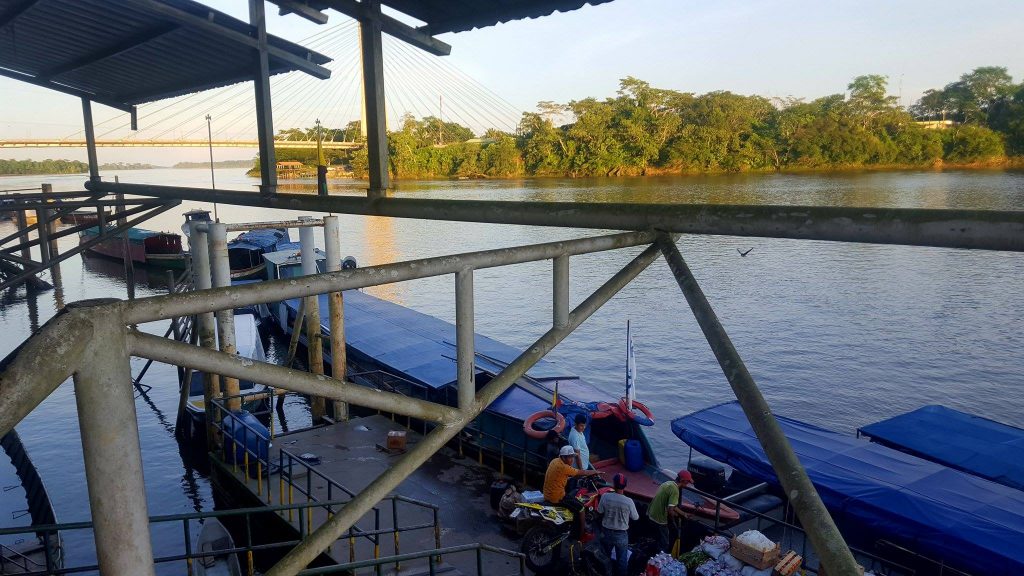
{"left": 1, "top": 20, "right": 523, "bottom": 150}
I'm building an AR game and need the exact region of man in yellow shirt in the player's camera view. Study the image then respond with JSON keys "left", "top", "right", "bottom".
{"left": 544, "top": 445, "right": 602, "bottom": 540}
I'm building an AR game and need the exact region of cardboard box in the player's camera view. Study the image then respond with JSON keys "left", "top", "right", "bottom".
{"left": 387, "top": 430, "right": 407, "bottom": 451}
{"left": 729, "top": 536, "right": 780, "bottom": 570}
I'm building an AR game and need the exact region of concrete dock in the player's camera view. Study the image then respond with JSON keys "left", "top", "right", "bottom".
{"left": 215, "top": 414, "right": 524, "bottom": 576}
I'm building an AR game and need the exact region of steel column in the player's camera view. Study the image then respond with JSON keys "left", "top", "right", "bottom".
{"left": 72, "top": 310, "right": 156, "bottom": 576}
{"left": 209, "top": 223, "right": 240, "bottom": 410}
{"left": 265, "top": 242, "right": 662, "bottom": 576}
{"left": 299, "top": 224, "right": 326, "bottom": 421}
{"left": 656, "top": 234, "right": 860, "bottom": 576}
{"left": 249, "top": 0, "right": 277, "bottom": 195}
{"left": 455, "top": 268, "right": 475, "bottom": 410}
{"left": 323, "top": 216, "right": 348, "bottom": 421}
{"left": 87, "top": 181, "right": 1024, "bottom": 252}
{"left": 359, "top": 0, "right": 390, "bottom": 197}
{"left": 189, "top": 222, "right": 220, "bottom": 446}
{"left": 553, "top": 254, "right": 569, "bottom": 329}
{"left": 81, "top": 98, "right": 100, "bottom": 182}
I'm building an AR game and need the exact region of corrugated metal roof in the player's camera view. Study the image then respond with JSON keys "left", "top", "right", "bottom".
{"left": 0, "top": 0, "right": 331, "bottom": 110}
{"left": 387, "top": 0, "right": 615, "bottom": 35}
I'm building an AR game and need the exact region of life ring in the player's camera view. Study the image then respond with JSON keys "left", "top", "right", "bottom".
{"left": 617, "top": 398, "right": 655, "bottom": 426}
{"left": 591, "top": 402, "right": 618, "bottom": 420}
{"left": 523, "top": 410, "right": 566, "bottom": 439}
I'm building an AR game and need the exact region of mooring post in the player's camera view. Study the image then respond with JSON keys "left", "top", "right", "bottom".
{"left": 208, "top": 222, "right": 240, "bottom": 411}
{"left": 71, "top": 306, "right": 156, "bottom": 576}
{"left": 455, "top": 268, "right": 475, "bottom": 411}
{"left": 553, "top": 254, "right": 569, "bottom": 329}
{"left": 323, "top": 216, "right": 348, "bottom": 421}
{"left": 115, "top": 189, "right": 135, "bottom": 299}
{"left": 42, "top": 184, "right": 59, "bottom": 265}
{"left": 190, "top": 222, "right": 220, "bottom": 446}
{"left": 299, "top": 221, "right": 326, "bottom": 421}
{"left": 656, "top": 233, "right": 861, "bottom": 576}
{"left": 35, "top": 186, "right": 50, "bottom": 265}
{"left": 15, "top": 209, "right": 31, "bottom": 262}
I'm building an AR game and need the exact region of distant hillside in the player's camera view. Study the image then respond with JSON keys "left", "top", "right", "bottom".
{"left": 173, "top": 160, "right": 252, "bottom": 169}
{"left": 101, "top": 162, "right": 160, "bottom": 170}
{"left": 0, "top": 158, "right": 87, "bottom": 175}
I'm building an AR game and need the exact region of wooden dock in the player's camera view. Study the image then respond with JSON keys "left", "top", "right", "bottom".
{"left": 214, "top": 414, "right": 524, "bottom": 576}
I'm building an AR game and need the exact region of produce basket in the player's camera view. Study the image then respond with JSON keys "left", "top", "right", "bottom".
{"left": 728, "top": 536, "right": 779, "bottom": 570}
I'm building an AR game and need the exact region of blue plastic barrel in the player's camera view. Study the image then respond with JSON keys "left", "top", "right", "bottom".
{"left": 624, "top": 439, "right": 643, "bottom": 472}
{"left": 222, "top": 410, "right": 270, "bottom": 466}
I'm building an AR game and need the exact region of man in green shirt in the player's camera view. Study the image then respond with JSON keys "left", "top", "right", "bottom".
{"left": 647, "top": 470, "right": 693, "bottom": 552}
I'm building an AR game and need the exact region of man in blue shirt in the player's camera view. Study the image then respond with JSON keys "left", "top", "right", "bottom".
{"left": 567, "top": 414, "right": 596, "bottom": 469}
{"left": 598, "top": 473, "right": 639, "bottom": 576}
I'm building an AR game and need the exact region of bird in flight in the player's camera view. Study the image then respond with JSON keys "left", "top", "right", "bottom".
{"left": 737, "top": 247, "right": 754, "bottom": 257}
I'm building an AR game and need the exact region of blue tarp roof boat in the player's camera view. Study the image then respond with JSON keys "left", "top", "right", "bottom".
{"left": 227, "top": 228, "right": 290, "bottom": 280}
{"left": 858, "top": 405, "right": 1024, "bottom": 492}
{"left": 671, "top": 401, "right": 1024, "bottom": 575}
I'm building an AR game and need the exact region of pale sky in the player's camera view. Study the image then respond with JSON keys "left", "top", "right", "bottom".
{"left": 2, "top": 0, "right": 1022, "bottom": 163}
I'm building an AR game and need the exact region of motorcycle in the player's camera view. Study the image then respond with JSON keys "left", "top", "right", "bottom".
{"left": 514, "top": 476, "right": 612, "bottom": 573}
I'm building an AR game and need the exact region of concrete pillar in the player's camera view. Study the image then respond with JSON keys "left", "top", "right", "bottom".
{"left": 190, "top": 222, "right": 220, "bottom": 446}
{"left": 299, "top": 222, "right": 326, "bottom": 421}
{"left": 455, "top": 268, "right": 475, "bottom": 410}
{"left": 72, "top": 310, "right": 156, "bottom": 576}
{"left": 208, "top": 222, "right": 240, "bottom": 411}
{"left": 323, "top": 216, "right": 347, "bottom": 421}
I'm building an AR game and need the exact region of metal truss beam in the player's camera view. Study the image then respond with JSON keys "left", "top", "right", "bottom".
{"left": 0, "top": 67, "right": 135, "bottom": 113}
{"left": 39, "top": 24, "right": 179, "bottom": 79}
{"left": 319, "top": 0, "right": 452, "bottom": 56}
{"left": 87, "top": 181, "right": 1024, "bottom": 252}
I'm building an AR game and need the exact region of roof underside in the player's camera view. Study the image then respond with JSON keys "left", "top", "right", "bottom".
{"left": 0, "top": 0, "right": 331, "bottom": 111}
{"left": 390, "top": 0, "right": 612, "bottom": 34}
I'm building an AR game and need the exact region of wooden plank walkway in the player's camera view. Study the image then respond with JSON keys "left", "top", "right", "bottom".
{"left": 218, "top": 415, "right": 524, "bottom": 576}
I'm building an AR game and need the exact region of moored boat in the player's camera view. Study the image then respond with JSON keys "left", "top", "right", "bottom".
{"left": 60, "top": 209, "right": 110, "bottom": 226}
{"left": 0, "top": 430, "right": 63, "bottom": 573}
{"left": 672, "top": 401, "right": 1024, "bottom": 575}
{"left": 261, "top": 249, "right": 669, "bottom": 502}
{"left": 227, "top": 228, "right": 290, "bottom": 280}
{"left": 79, "top": 226, "right": 187, "bottom": 269}
{"left": 193, "top": 518, "right": 241, "bottom": 576}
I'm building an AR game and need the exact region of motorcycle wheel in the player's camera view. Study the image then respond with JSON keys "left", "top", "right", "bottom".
{"left": 521, "top": 524, "right": 564, "bottom": 573}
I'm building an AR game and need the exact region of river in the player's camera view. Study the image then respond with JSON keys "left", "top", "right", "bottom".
{"left": 2, "top": 167, "right": 1023, "bottom": 570}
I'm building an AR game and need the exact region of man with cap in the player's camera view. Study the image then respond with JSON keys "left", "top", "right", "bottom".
{"left": 597, "top": 473, "right": 639, "bottom": 576}
{"left": 646, "top": 470, "right": 694, "bottom": 552}
{"left": 544, "top": 444, "right": 603, "bottom": 540}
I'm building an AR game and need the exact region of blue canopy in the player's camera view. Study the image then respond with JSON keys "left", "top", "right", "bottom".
{"left": 671, "top": 401, "right": 1024, "bottom": 575}
{"left": 283, "top": 289, "right": 581, "bottom": 396}
{"left": 859, "top": 405, "right": 1024, "bottom": 492}
{"left": 228, "top": 228, "right": 289, "bottom": 252}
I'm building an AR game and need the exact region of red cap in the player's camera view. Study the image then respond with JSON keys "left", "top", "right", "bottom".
{"left": 677, "top": 470, "right": 693, "bottom": 484}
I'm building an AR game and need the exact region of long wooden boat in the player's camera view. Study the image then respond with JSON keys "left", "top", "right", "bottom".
{"left": 194, "top": 519, "right": 241, "bottom": 576}
{"left": 0, "top": 430, "right": 63, "bottom": 573}
{"left": 79, "top": 226, "right": 187, "bottom": 269}
{"left": 260, "top": 249, "right": 670, "bottom": 502}
{"left": 60, "top": 209, "right": 110, "bottom": 226}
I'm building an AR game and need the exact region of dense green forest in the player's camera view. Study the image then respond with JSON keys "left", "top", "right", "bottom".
{"left": 264, "top": 66, "right": 1024, "bottom": 180}
{"left": 0, "top": 158, "right": 88, "bottom": 175}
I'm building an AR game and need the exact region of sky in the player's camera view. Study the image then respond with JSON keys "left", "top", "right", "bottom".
{"left": 2, "top": 0, "right": 1023, "bottom": 163}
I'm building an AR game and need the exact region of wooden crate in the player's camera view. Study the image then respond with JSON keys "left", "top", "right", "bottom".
{"left": 729, "top": 536, "right": 780, "bottom": 570}
{"left": 774, "top": 550, "right": 803, "bottom": 576}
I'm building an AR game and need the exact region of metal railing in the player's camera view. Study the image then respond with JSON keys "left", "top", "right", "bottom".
{"left": 209, "top": 390, "right": 443, "bottom": 572}
{"left": 298, "top": 542, "right": 526, "bottom": 576}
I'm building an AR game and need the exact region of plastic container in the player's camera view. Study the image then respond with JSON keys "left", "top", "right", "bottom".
{"left": 222, "top": 410, "right": 270, "bottom": 467}
{"left": 624, "top": 439, "right": 643, "bottom": 472}
{"left": 618, "top": 439, "right": 628, "bottom": 464}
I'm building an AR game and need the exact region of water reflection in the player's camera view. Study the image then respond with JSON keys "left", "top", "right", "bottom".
{"left": 362, "top": 215, "right": 404, "bottom": 303}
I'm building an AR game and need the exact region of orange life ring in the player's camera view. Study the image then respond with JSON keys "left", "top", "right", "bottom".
{"left": 523, "top": 410, "right": 566, "bottom": 439}
{"left": 617, "top": 397, "right": 655, "bottom": 426}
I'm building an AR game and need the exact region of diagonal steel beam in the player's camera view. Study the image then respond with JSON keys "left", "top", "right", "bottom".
{"left": 265, "top": 241, "right": 664, "bottom": 575}
{"left": 656, "top": 233, "right": 861, "bottom": 576}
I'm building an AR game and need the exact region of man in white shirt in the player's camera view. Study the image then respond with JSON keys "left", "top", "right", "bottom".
{"left": 567, "top": 413, "right": 596, "bottom": 469}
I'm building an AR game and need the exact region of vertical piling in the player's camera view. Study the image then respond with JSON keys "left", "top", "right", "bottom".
{"left": 455, "top": 268, "right": 475, "bottom": 411}
{"left": 190, "top": 222, "right": 220, "bottom": 446}
{"left": 359, "top": 0, "right": 390, "bottom": 198}
{"left": 42, "top": 184, "right": 59, "bottom": 265}
{"left": 323, "top": 216, "right": 348, "bottom": 421}
{"left": 299, "top": 223, "right": 326, "bottom": 421}
{"left": 656, "top": 234, "right": 861, "bottom": 576}
{"left": 34, "top": 205, "right": 50, "bottom": 265}
{"left": 209, "top": 222, "right": 240, "bottom": 411}
{"left": 15, "top": 210, "right": 31, "bottom": 262}
{"left": 72, "top": 310, "right": 156, "bottom": 576}
{"left": 553, "top": 254, "right": 569, "bottom": 329}
{"left": 116, "top": 189, "right": 135, "bottom": 299}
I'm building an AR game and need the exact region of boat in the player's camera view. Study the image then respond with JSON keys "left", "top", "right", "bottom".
{"left": 858, "top": 405, "right": 1024, "bottom": 492}
{"left": 194, "top": 518, "right": 241, "bottom": 576}
{"left": 1, "top": 430, "right": 62, "bottom": 573}
{"left": 227, "top": 228, "right": 291, "bottom": 280}
{"left": 178, "top": 312, "right": 270, "bottom": 442}
{"left": 260, "top": 249, "right": 669, "bottom": 502}
{"left": 60, "top": 209, "right": 110, "bottom": 226}
{"left": 79, "top": 226, "right": 187, "bottom": 269}
{"left": 672, "top": 401, "right": 1024, "bottom": 575}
